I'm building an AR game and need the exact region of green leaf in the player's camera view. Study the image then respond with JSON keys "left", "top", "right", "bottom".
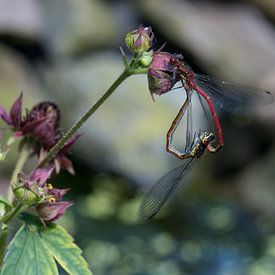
{"left": 2, "top": 213, "right": 92, "bottom": 275}
{"left": 40, "top": 223, "right": 92, "bottom": 275}
{"left": 1, "top": 222, "right": 58, "bottom": 275}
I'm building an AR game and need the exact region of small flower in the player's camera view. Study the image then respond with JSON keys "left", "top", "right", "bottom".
{"left": 14, "top": 166, "right": 73, "bottom": 222}
{"left": 27, "top": 166, "right": 55, "bottom": 187}
{"left": 125, "top": 25, "right": 154, "bottom": 53}
{"left": 0, "top": 93, "right": 79, "bottom": 174}
{"left": 21, "top": 101, "right": 60, "bottom": 149}
{"left": 38, "top": 182, "right": 72, "bottom": 222}
{"left": 14, "top": 166, "right": 55, "bottom": 205}
{"left": 148, "top": 52, "right": 179, "bottom": 98}
{"left": 0, "top": 93, "right": 60, "bottom": 148}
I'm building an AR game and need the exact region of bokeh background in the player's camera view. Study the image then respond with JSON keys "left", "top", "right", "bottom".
{"left": 0, "top": 0, "right": 275, "bottom": 274}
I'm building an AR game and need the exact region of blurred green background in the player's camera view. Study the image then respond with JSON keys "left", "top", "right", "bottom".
{"left": 0, "top": 0, "right": 275, "bottom": 274}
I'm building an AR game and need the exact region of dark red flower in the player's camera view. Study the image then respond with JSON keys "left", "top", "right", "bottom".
{"left": 0, "top": 93, "right": 79, "bottom": 174}
{"left": 27, "top": 166, "right": 55, "bottom": 188}
{"left": 148, "top": 52, "right": 179, "bottom": 98}
{"left": 14, "top": 166, "right": 73, "bottom": 222}
{"left": 21, "top": 101, "right": 60, "bottom": 149}
{"left": 0, "top": 93, "right": 60, "bottom": 148}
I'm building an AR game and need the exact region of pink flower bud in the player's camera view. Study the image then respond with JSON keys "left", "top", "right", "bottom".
{"left": 125, "top": 25, "right": 154, "bottom": 53}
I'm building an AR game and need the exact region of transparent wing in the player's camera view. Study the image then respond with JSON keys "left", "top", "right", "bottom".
{"left": 139, "top": 158, "right": 197, "bottom": 221}
{"left": 196, "top": 92, "right": 214, "bottom": 130}
{"left": 194, "top": 74, "right": 273, "bottom": 115}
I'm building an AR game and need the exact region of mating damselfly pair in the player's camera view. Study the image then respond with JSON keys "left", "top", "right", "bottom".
{"left": 139, "top": 51, "right": 273, "bottom": 221}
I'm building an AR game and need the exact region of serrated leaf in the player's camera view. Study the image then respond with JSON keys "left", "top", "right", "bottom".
{"left": 40, "top": 223, "right": 92, "bottom": 275}
{"left": 1, "top": 222, "right": 58, "bottom": 275}
{"left": 2, "top": 213, "right": 92, "bottom": 275}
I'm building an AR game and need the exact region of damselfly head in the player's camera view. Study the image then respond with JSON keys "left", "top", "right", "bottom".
{"left": 200, "top": 132, "right": 215, "bottom": 145}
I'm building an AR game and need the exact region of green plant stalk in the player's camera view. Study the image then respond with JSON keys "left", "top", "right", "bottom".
{"left": 37, "top": 67, "right": 147, "bottom": 169}
{"left": 0, "top": 225, "right": 9, "bottom": 268}
{"left": 7, "top": 147, "right": 30, "bottom": 203}
{"left": 0, "top": 53, "right": 148, "bottom": 268}
{"left": 0, "top": 204, "right": 26, "bottom": 225}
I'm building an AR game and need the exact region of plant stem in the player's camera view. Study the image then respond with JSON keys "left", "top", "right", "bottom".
{"left": 37, "top": 67, "right": 147, "bottom": 169}
{"left": 7, "top": 147, "right": 30, "bottom": 203}
{"left": 0, "top": 204, "right": 26, "bottom": 225}
{"left": 0, "top": 224, "right": 9, "bottom": 268}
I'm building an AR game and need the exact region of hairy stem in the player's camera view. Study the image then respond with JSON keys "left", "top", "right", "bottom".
{"left": 37, "top": 67, "right": 147, "bottom": 169}
{"left": 0, "top": 225, "right": 9, "bottom": 268}
{"left": 0, "top": 204, "right": 26, "bottom": 225}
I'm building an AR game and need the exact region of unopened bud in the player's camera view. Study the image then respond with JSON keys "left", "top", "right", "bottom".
{"left": 14, "top": 186, "right": 39, "bottom": 205}
{"left": 125, "top": 26, "right": 154, "bottom": 53}
{"left": 140, "top": 51, "right": 153, "bottom": 67}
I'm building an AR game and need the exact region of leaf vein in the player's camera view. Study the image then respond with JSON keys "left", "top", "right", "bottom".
{"left": 14, "top": 226, "right": 29, "bottom": 274}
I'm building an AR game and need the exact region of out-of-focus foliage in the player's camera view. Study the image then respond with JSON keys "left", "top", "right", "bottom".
{"left": 0, "top": 0, "right": 275, "bottom": 274}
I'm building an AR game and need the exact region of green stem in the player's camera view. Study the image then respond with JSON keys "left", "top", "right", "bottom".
{"left": 0, "top": 224, "right": 9, "bottom": 268}
{"left": 37, "top": 67, "right": 147, "bottom": 169}
{"left": 0, "top": 204, "right": 26, "bottom": 225}
{"left": 7, "top": 147, "right": 30, "bottom": 203}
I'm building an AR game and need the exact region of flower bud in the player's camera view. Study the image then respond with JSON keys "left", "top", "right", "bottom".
{"left": 14, "top": 186, "right": 39, "bottom": 205}
{"left": 140, "top": 51, "right": 153, "bottom": 67}
{"left": 148, "top": 52, "right": 179, "bottom": 97}
{"left": 125, "top": 26, "right": 154, "bottom": 53}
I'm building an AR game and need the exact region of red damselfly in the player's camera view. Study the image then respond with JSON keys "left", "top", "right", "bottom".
{"left": 148, "top": 52, "right": 273, "bottom": 159}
